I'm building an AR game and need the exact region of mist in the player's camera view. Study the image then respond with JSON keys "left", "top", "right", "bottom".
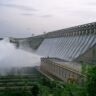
{"left": 0, "top": 38, "right": 40, "bottom": 75}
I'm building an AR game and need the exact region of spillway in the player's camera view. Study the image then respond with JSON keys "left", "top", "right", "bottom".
{"left": 36, "top": 35, "right": 96, "bottom": 61}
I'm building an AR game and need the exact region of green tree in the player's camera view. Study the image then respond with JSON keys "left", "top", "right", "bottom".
{"left": 86, "top": 66, "right": 96, "bottom": 96}
{"left": 31, "top": 83, "right": 39, "bottom": 96}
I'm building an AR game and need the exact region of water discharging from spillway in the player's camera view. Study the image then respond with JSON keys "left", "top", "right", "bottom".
{"left": 0, "top": 38, "right": 40, "bottom": 74}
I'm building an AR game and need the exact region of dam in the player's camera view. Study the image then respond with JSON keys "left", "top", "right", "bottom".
{"left": 10, "top": 22, "right": 96, "bottom": 82}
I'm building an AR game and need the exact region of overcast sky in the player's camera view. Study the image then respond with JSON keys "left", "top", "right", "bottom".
{"left": 0, "top": 0, "right": 96, "bottom": 37}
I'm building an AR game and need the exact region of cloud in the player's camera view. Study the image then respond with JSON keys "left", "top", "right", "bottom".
{"left": 0, "top": 3, "right": 38, "bottom": 11}
{"left": 73, "top": 9, "right": 96, "bottom": 18}
{"left": 87, "top": 2, "right": 96, "bottom": 6}
{"left": 21, "top": 13, "right": 35, "bottom": 16}
{"left": 40, "top": 14, "right": 53, "bottom": 18}
{"left": 21, "top": 13, "right": 53, "bottom": 18}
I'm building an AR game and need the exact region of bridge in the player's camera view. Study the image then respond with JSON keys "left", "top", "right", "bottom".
{"left": 10, "top": 22, "right": 96, "bottom": 82}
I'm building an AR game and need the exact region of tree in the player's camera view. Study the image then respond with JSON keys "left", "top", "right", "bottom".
{"left": 31, "top": 83, "right": 39, "bottom": 96}
{"left": 86, "top": 66, "right": 96, "bottom": 96}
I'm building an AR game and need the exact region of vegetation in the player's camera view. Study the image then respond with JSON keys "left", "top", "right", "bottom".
{"left": 85, "top": 66, "right": 96, "bottom": 96}
{"left": 0, "top": 65, "right": 96, "bottom": 96}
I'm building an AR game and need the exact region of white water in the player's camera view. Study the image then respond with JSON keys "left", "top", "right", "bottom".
{"left": 0, "top": 38, "right": 40, "bottom": 68}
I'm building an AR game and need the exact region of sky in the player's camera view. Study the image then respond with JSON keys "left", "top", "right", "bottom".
{"left": 0, "top": 0, "right": 96, "bottom": 37}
